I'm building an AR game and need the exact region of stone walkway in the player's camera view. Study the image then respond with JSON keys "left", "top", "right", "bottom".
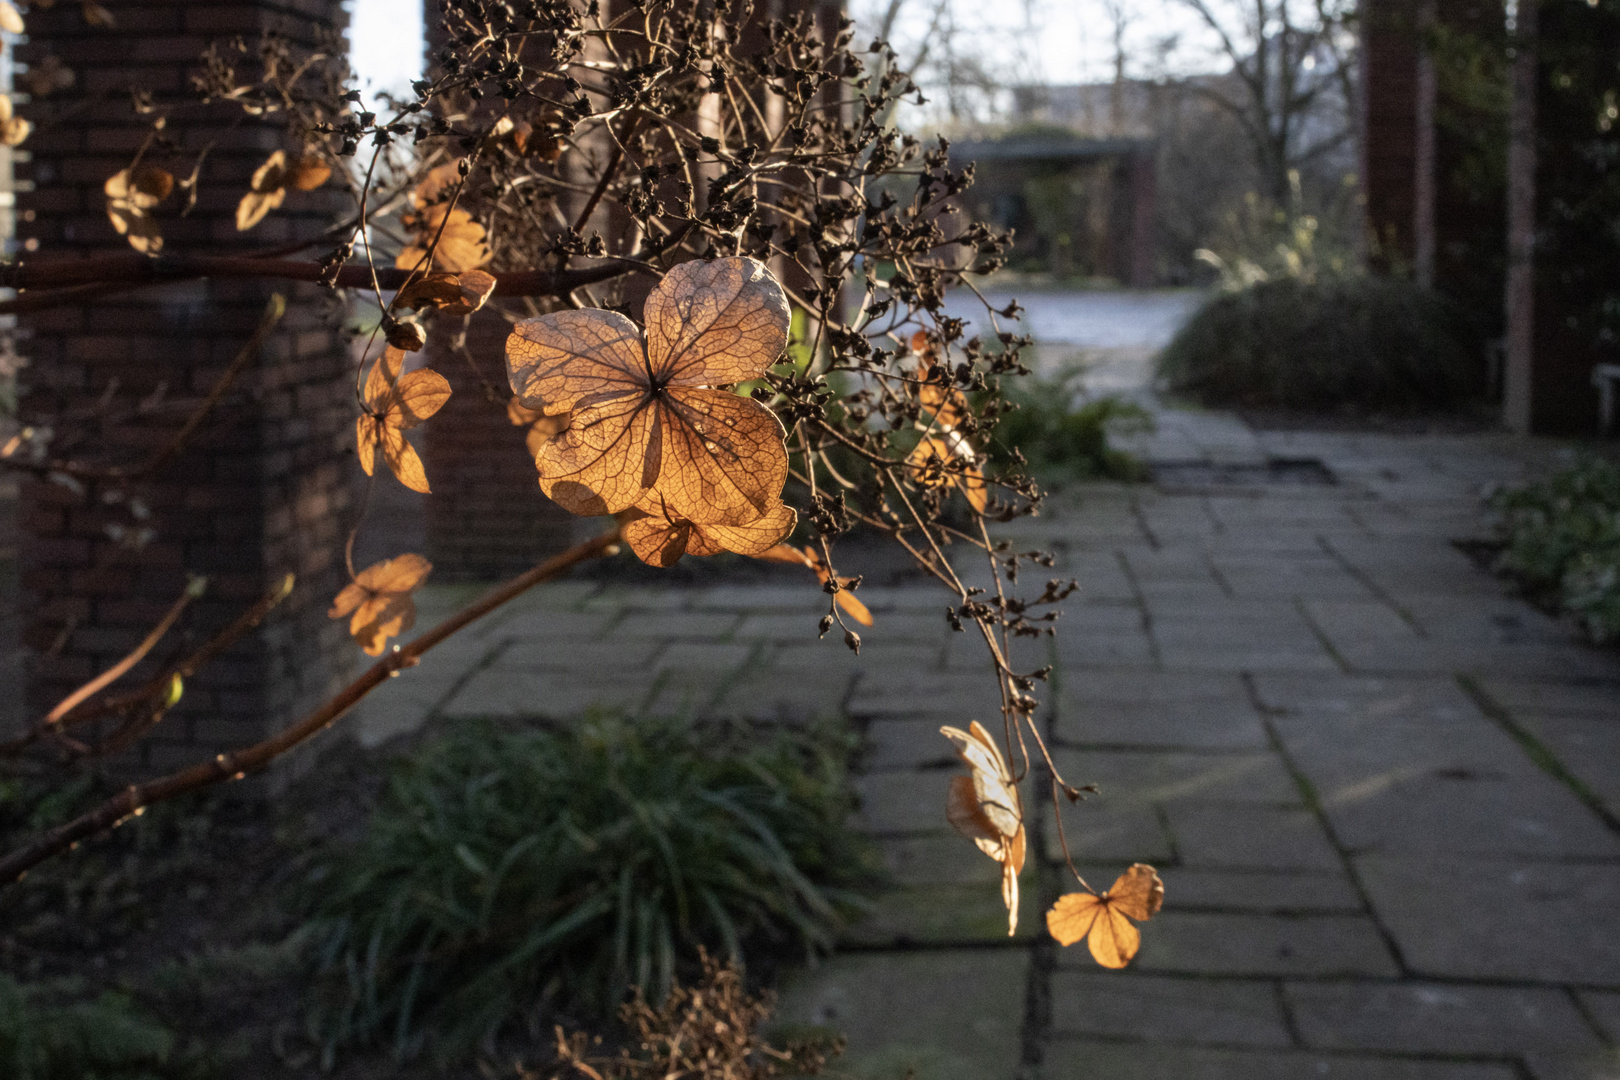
{"left": 357, "top": 415, "right": 1620, "bottom": 1080}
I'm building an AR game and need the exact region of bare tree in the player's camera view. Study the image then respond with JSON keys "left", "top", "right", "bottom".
{"left": 1104, "top": 0, "right": 1132, "bottom": 134}
{"left": 1168, "top": 0, "right": 1359, "bottom": 203}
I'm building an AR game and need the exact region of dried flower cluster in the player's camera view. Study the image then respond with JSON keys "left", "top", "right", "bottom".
{"left": 0, "top": 0, "right": 1158, "bottom": 964}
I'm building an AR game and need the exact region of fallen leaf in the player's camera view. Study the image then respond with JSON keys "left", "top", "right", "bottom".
{"left": 0, "top": 1, "right": 24, "bottom": 34}
{"left": 329, "top": 553, "right": 432, "bottom": 655}
{"left": 506, "top": 257, "right": 790, "bottom": 525}
{"left": 355, "top": 347, "right": 452, "bottom": 493}
{"left": 1046, "top": 864, "right": 1164, "bottom": 969}
{"left": 621, "top": 496, "right": 796, "bottom": 567}
{"left": 104, "top": 166, "right": 173, "bottom": 253}
{"left": 941, "top": 721, "right": 1025, "bottom": 935}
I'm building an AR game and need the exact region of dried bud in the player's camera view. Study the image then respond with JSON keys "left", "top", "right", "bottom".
{"left": 818, "top": 614, "right": 833, "bottom": 638}
{"left": 843, "top": 629, "right": 861, "bottom": 654}
{"left": 384, "top": 316, "right": 427, "bottom": 352}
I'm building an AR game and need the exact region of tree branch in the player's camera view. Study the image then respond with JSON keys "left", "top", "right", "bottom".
{"left": 0, "top": 255, "right": 646, "bottom": 316}
{"left": 0, "top": 528, "right": 622, "bottom": 886}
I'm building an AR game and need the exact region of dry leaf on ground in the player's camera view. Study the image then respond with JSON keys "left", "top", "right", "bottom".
{"left": 355, "top": 347, "right": 452, "bottom": 493}
{"left": 329, "top": 553, "right": 432, "bottom": 655}
{"left": 620, "top": 497, "right": 795, "bottom": 568}
{"left": 755, "top": 543, "right": 874, "bottom": 626}
{"left": 506, "top": 257, "right": 790, "bottom": 524}
{"left": 1046, "top": 864, "right": 1164, "bottom": 968}
{"left": 104, "top": 166, "right": 173, "bottom": 253}
{"left": 941, "top": 721, "right": 1026, "bottom": 935}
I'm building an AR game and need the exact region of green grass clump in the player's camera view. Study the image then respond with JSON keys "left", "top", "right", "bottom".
{"left": 991, "top": 369, "right": 1150, "bottom": 481}
{"left": 1492, "top": 457, "right": 1620, "bottom": 642}
{"left": 297, "top": 715, "right": 875, "bottom": 1062}
{"left": 1158, "top": 275, "right": 1475, "bottom": 414}
{"left": 0, "top": 975, "right": 204, "bottom": 1080}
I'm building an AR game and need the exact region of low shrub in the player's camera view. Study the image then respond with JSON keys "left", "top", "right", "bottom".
{"left": 297, "top": 715, "right": 875, "bottom": 1062}
{"left": 991, "top": 370, "right": 1150, "bottom": 481}
{"left": 544, "top": 950, "right": 840, "bottom": 1079}
{"left": 1157, "top": 275, "right": 1476, "bottom": 414}
{"left": 1491, "top": 457, "right": 1620, "bottom": 642}
{"left": 0, "top": 974, "right": 206, "bottom": 1080}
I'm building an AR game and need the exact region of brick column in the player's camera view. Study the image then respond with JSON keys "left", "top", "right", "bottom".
{"left": 423, "top": 314, "right": 578, "bottom": 581}
{"left": 1362, "top": 0, "right": 1423, "bottom": 270}
{"left": 13, "top": 0, "right": 357, "bottom": 768}
{"left": 419, "top": 0, "right": 577, "bottom": 581}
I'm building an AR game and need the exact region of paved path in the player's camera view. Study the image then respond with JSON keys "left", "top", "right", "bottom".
{"left": 360, "top": 420, "right": 1620, "bottom": 1080}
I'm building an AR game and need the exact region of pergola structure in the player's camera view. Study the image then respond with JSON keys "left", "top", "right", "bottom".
{"left": 949, "top": 134, "right": 1158, "bottom": 288}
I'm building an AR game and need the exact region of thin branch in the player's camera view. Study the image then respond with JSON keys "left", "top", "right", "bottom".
{"left": 0, "top": 255, "right": 640, "bottom": 310}
{"left": 0, "top": 528, "right": 623, "bottom": 887}
{"left": 42, "top": 577, "right": 204, "bottom": 727}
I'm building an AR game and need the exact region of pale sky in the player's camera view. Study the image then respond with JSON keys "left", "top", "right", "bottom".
{"left": 347, "top": 0, "right": 424, "bottom": 103}
{"left": 347, "top": 0, "right": 1234, "bottom": 105}
{"left": 853, "top": 0, "right": 1235, "bottom": 86}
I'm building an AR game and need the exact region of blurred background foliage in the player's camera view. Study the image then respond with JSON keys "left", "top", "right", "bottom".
{"left": 1492, "top": 458, "right": 1620, "bottom": 643}
{"left": 296, "top": 715, "right": 876, "bottom": 1064}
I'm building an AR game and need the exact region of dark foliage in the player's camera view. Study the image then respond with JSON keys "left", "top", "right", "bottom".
{"left": 297, "top": 716, "right": 876, "bottom": 1062}
{"left": 1157, "top": 276, "right": 1476, "bottom": 414}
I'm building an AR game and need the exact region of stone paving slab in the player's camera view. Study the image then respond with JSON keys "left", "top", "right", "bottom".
{"left": 1052, "top": 694, "right": 1271, "bottom": 749}
{"left": 839, "top": 881, "right": 1039, "bottom": 946}
{"left": 1122, "top": 911, "right": 1401, "bottom": 977}
{"left": 1579, "top": 990, "right": 1620, "bottom": 1042}
{"left": 772, "top": 949, "right": 1028, "bottom": 1080}
{"left": 1162, "top": 867, "right": 1364, "bottom": 913}
{"left": 1049, "top": 806, "right": 1179, "bottom": 864}
{"left": 1523, "top": 1050, "right": 1620, "bottom": 1080}
{"left": 1284, "top": 981, "right": 1604, "bottom": 1054}
{"left": 1353, "top": 855, "right": 1620, "bottom": 985}
{"left": 1163, "top": 805, "right": 1344, "bottom": 871}
{"left": 359, "top": 406, "right": 1620, "bottom": 1076}
{"left": 1043, "top": 1040, "right": 1521, "bottom": 1079}
{"left": 1053, "top": 748, "right": 1303, "bottom": 806}
{"left": 1049, "top": 971, "right": 1293, "bottom": 1047}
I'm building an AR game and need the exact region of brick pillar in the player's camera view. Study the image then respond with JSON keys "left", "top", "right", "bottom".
{"left": 420, "top": 0, "right": 577, "bottom": 581}
{"left": 13, "top": 0, "right": 357, "bottom": 768}
{"left": 423, "top": 314, "right": 578, "bottom": 582}
{"left": 1362, "top": 0, "right": 1423, "bottom": 270}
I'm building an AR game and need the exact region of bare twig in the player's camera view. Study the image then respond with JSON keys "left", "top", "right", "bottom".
{"left": 0, "top": 529, "right": 621, "bottom": 886}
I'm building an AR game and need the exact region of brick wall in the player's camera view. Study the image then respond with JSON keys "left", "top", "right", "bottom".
{"left": 423, "top": 312, "right": 580, "bottom": 581}
{"left": 13, "top": 0, "right": 358, "bottom": 767}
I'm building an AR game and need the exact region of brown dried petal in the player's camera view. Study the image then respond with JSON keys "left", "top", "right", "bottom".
{"left": 287, "top": 155, "right": 331, "bottom": 191}
{"left": 644, "top": 257, "right": 791, "bottom": 386}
